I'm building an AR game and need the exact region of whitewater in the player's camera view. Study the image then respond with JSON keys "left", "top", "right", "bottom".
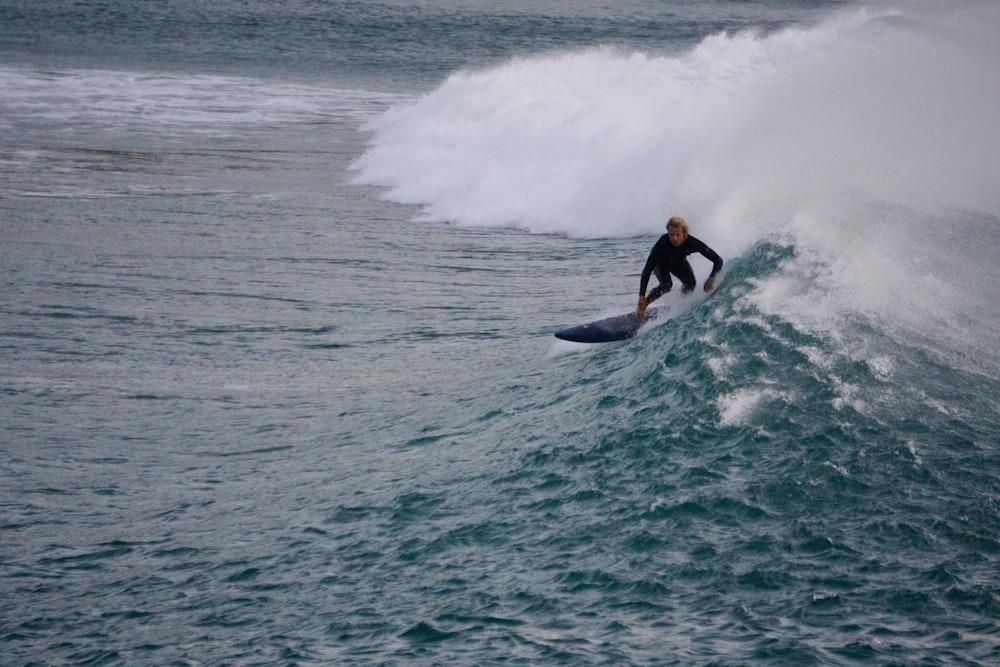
{"left": 354, "top": 3, "right": 1000, "bottom": 375}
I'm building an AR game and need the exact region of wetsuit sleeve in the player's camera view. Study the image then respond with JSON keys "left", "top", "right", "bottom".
{"left": 639, "top": 252, "right": 656, "bottom": 296}
{"left": 638, "top": 240, "right": 663, "bottom": 295}
{"left": 691, "top": 237, "right": 723, "bottom": 276}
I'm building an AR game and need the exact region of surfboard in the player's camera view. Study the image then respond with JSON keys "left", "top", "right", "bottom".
{"left": 554, "top": 307, "right": 663, "bottom": 343}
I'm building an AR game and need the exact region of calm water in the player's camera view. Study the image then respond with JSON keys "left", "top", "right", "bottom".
{"left": 3, "top": 1, "right": 1000, "bottom": 664}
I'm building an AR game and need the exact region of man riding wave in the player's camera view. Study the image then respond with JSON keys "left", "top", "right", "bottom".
{"left": 636, "top": 216, "right": 723, "bottom": 321}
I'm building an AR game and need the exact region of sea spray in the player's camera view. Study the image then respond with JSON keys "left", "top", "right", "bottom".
{"left": 353, "top": 3, "right": 1000, "bottom": 237}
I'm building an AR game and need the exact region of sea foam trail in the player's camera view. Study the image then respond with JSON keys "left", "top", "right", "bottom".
{"left": 0, "top": 66, "right": 410, "bottom": 136}
{"left": 352, "top": 2, "right": 1000, "bottom": 241}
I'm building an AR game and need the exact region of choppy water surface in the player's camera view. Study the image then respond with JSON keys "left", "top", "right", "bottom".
{"left": 3, "top": 1, "right": 1000, "bottom": 664}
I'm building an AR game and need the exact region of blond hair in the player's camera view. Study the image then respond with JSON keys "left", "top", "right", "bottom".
{"left": 666, "top": 216, "right": 689, "bottom": 236}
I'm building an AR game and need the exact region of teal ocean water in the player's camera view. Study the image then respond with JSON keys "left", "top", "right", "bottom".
{"left": 3, "top": 1, "right": 1000, "bottom": 664}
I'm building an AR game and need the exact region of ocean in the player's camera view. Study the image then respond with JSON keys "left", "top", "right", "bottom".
{"left": 2, "top": 1, "right": 1000, "bottom": 664}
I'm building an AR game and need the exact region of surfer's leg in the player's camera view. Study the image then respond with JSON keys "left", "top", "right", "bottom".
{"left": 646, "top": 284, "right": 670, "bottom": 303}
{"left": 646, "top": 266, "right": 672, "bottom": 303}
{"left": 675, "top": 261, "right": 697, "bottom": 294}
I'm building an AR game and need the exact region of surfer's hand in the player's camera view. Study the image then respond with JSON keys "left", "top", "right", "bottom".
{"left": 704, "top": 276, "right": 716, "bottom": 292}
{"left": 636, "top": 295, "right": 648, "bottom": 321}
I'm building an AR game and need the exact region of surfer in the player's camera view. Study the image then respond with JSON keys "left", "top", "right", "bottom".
{"left": 636, "top": 216, "right": 723, "bottom": 321}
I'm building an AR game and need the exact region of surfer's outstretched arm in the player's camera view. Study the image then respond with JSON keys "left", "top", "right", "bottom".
{"left": 636, "top": 294, "right": 648, "bottom": 321}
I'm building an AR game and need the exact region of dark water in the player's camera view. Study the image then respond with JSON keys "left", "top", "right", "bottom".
{"left": 3, "top": 1, "right": 1000, "bottom": 664}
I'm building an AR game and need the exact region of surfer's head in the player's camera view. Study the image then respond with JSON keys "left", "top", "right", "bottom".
{"left": 666, "top": 216, "right": 688, "bottom": 246}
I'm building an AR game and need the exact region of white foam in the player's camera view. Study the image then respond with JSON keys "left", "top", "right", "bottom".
{"left": 717, "top": 387, "right": 784, "bottom": 426}
{"left": 354, "top": 4, "right": 1000, "bottom": 241}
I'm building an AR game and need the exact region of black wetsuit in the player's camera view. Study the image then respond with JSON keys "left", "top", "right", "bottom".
{"left": 639, "top": 234, "right": 723, "bottom": 302}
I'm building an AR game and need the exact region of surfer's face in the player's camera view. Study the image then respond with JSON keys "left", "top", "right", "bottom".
{"left": 667, "top": 227, "right": 686, "bottom": 246}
